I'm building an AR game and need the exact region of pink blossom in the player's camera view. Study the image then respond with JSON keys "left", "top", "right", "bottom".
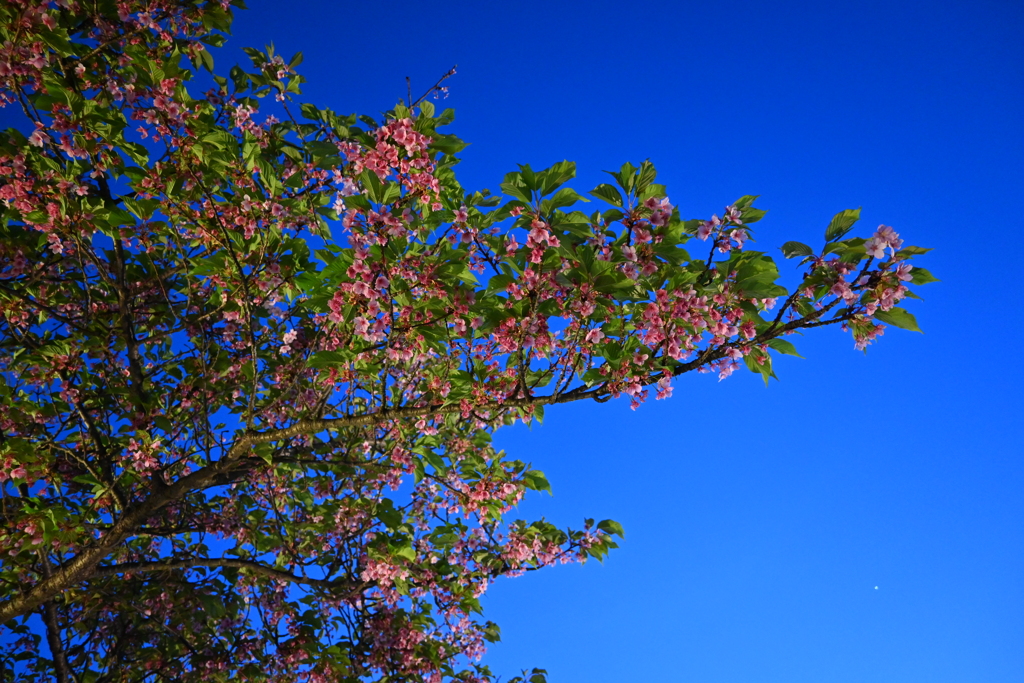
{"left": 830, "top": 280, "right": 857, "bottom": 303}
{"left": 28, "top": 129, "right": 49, "bottom": 147}
{"left": 875, "top": 225, "right": 903, "bottom": 251}
{"left": 46, "top": 233, "right": 64, "bottom": 255}
{"left": 339, "top": 177, "right": 359, "bottom": 196}
{"left": 353, "top": 316, "right": 371, "bottom": 339}
{"left": 865, "top": 237, "right": 886, "bottom": 259}
{"left": 717, "top": 361, "right": 737, "bottom": 381}
{"left": 279, "top": 329, "right": 298, "bottom": 355}
{"left": 697, "top": 216, "right": 719, "bottom": 240}
{"left": 878, "top": 288, "right": 899, "bottom": 311}
{"left": 655, "top": 375, "right": 673, "bottom": 400}
{"left": 854, "top": 323, "right": 885, "bottom": 350}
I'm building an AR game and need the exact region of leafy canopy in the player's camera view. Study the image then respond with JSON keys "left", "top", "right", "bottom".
{"left": 0, "top": 1, "right": 933, "bottom": 682}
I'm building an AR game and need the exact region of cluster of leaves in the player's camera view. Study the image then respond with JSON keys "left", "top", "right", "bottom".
{"left": 0, "top": 1, "right": 933, "bottom": 682}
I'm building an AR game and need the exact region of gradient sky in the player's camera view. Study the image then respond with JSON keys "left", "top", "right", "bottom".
{"left": 13, "top": 0, "right": 1024, "bottom": 681}
{"left": 224, "top": 2, "right": 1024, "bottom": 680}
{"left": 232, "top": 1, "right": 1022, "bottom": 681}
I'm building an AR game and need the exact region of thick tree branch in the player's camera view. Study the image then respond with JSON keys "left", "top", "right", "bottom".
{"left": 37, "top": 550, "right": 73, "bottom": 683}
{"left": 41, "top": 600, "right": 72, "bottom": 683}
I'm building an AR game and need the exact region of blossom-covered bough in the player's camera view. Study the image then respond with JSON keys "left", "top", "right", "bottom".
{"left": 0, "top": 1, "right": 936, "bottom": 681}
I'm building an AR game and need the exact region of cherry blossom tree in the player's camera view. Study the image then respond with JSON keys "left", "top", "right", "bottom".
{"left": 0, "top": 1, "right": 936, "bottom": 681}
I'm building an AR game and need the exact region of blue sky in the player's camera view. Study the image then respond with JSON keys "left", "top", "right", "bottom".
{"left": 2, "top": 0, "right": 1018, "bottom": 680}
{"left": 225, "top": 1, "right": 1024, "bottom": 681}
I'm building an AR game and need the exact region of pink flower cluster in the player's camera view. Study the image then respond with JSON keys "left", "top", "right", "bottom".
{"left": 0, "top": 456, "right": 28, "bottom": 483}
{"left": 123, "top": 438, "right": 161, "bottom": 474}
{"left": 337, "top": 118, "right": 440, "bottom": 206}
{"left": 526, "top": 218, "right": 561, "bottom": 263}
{"left": 865, "top": 224, "right": 903, "bottom": 259}
{"left": 697, "top": 205, "right": 747, "bottom": 253}
{"left": 361, "top": 557, "right": 411, "bottom": 589}
{"left": 644, "top": 195, "right": 674, "bottom": 226}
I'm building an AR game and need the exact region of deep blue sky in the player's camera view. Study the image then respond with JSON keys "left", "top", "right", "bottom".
{"left": 2, "top": 0, "right": 1016, "bottom": 680}
{"left": 225, "top": 1, "right": 1024, "bottom": 681}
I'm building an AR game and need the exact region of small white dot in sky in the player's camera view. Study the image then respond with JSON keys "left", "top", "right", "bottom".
{"left": 874, "top": 586, "right": 879, "bottom": 590}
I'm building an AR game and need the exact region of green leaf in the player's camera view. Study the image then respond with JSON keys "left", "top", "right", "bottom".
{"left": 539, "top": 160, "right": 576, "bottom": 196}
{"left": 541, "top": 187, "right": 587, "bottom": 212}
{"left": 908, "top": 267, "right": 939, "bottom": 285}
{"left": 635, "top": 160, "right": 656, "bottom": 192}
{"left": 588, "top": 183, "right": 624, "bottom": 207}
{"left": 734, "top": 254, "right": 785, "bottom": 298}
{"left": 434, "top": 107, "right": 455, "bottom": 126}
{"left": 767, "top": 338, "right": 803, "bottom": 358}
{"left": 518, "top": 164, "right": 538, "bottom": 191}
{"left": 229, "top": 64, "right": 248, "bottom": 92}
{"left": 430, "top": 133, "right": 468, "bottom": 155}
{"left": 358, "top": 169, "right": 384, "bottom": 203}
{"left": 380, "top": 182, "right": 402, "bottom": 205}
{"left": 306, "top": 140, "right": 340, "bottom": 159}
{"left": 299, "top": 103, "right": 321, "bottom": 120}
{"left": 873, "top": 307, "right": 922, "bottom": 333}
{"left": 484, "top": 273, "right": 514, "bottom": 294}
{"left": 522, "top": 470, "right": 552, "bottom": 494}
{"left": 307, "top": 351, "right": 351, "bottom": 368}
{"left": 500, "top": 176, "right": 532, "bottom": 203}
{"left": 392, "top": 543, "right": 417, "bottom": 562}
{"left": 733, "top": 195, "right": 760, "bottom": 210}
{"left": 741, "top": 207, "right": 768, "bottom": 223}
{"left": 201, "top": 34, "right": 228, "bottom": 48}
{"left": 825, "top": 208, "right": 861, "bottom": 242}
{"left": 822, "top": 240, "right": 846, "bottom": 256}
{"left": 374, "top": 500, "right": 403, "bottom": 529}
{"left": 482, "top": 621, "right": 502, "bottom": 643}
{"left": 602, "top": 208, "right": 625, "bottom": 223}
{"left": 198, "top": 46, "right": 215, "bottom": 73}
{"left": 743, "top": 348, "right": 776, "bottom": 386}
{"left": 597, "top": 519, "right": 625, "bottom": 538}
{"left": 421, "top": 450, "right": 446, "bottom": 472}
{"left": 781, "top": 241, "right": 814, "bottom": 258}
{"left": 614, "top": 162, "right": 637, "bottom": 193}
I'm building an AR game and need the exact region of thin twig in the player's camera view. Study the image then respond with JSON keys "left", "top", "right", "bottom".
{"left": 410, "top": 65, "right": 457, "bottom": 108}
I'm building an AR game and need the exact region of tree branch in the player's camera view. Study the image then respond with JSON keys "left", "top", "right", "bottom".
{"left": 37, "top": 549, "right": 73, "bottom": 683}
{"left": 0, "top": 300, "right": 856, "bottom": 624}
{"left": 92, "top": 557, "right": 368, "bottom": 593}
{"left": 41, "top": 600, "right": 73, "bottom": 683}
